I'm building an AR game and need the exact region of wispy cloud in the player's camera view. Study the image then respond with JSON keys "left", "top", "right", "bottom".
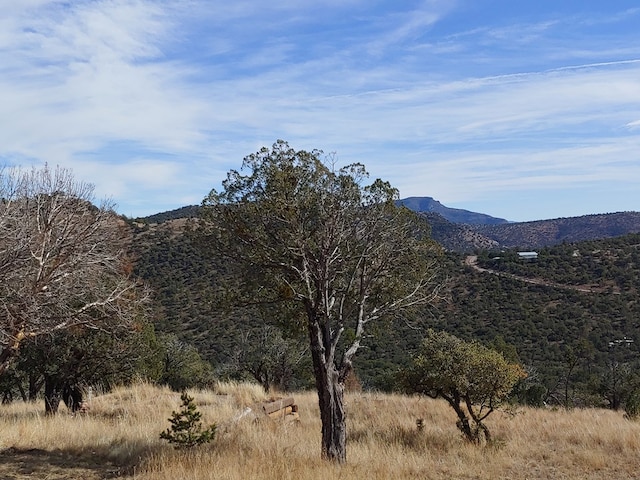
{"left": 1, "top": 1, "right": 639, "bottom": 220}
{"left": 1, "top": 2, "right": 206, "bottom": 154}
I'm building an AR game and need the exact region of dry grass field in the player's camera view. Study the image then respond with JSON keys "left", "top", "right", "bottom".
{"left": 1, "top": 381, "right": 640, "bottom": 479}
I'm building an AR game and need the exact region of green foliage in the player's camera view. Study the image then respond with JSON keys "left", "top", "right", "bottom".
{"left": 138, "top": 205, "right": 201, "bottom": 224}
{"left": 11, "top": 322, "right": 161, "bottom": 413}
{"left": 489, "top": 335, "right": 520, "bottom": 364}
{"left": 160, "top": 392, "right": 217, "bottom": 449}
{"left": 517, "top": 383, "right": 548, "bottom": 407}
{"left": 476, "top": 233, "right": 640, "bottom": 292}
{"left": 438, "top": 239, "right": 640, "bottom": 408}
{"left": 232, "top": 324, "right": 309, "bottom": 392}
{"left": 196, "top": 140, "right": 444, "bottom": 462}
{"left": 401, "top": 329, "right": 526, "bottom": 443}
{"left": 132, "top": 221, "right": 244, "bottom": 369}
{"left": 0, "top": 363, "right": 26, "bottom": 403}
{"left": 196, "top": 140, "right": 442, "bottom": 372}
{"left": 157, "top": 334, "right": 214, "bottom": 391}
{"left": 624, "top": 389, "right": 640, "bottom": 420}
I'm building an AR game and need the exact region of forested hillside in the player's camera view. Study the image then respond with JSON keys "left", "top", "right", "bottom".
{"left": 440, "top": 239, "right": 640, "bottom": 407}
{"left": 131, "top": 220, "right": 240, "bottom": 365}
{"left": 131, "top": 214, "right": 640, "bottom": 408}
{"left": 131, "top": 219, "right": 314, "bottom": 391}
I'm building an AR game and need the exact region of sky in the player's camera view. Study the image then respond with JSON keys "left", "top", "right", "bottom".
{"left": 1, "top": 1, "right": 639, "bottom": 222}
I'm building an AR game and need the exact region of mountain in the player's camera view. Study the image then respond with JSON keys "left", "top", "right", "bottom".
{"left": 419, "top": 212, "right": 500, "bottom": 252}
{"left": 138, "top": 199, "right": 640, "bottom": 253}
{"left": 394, "top": 197, "right": 640, "bottom": 252}
{"left": 397, "top": 196, "right": 509, "bottom": 225}
{"left": 422, "top": 211, "right": 640, "bottom": 252}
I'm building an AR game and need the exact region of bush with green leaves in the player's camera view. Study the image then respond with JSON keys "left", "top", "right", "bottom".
{"left": 158, "top": 334, "right": 215, "bottom": 391}
{"left": 400, "top": 329, "right": 526, "bottom": 444}
{"left": 624, "top": 388, "right": 640, "bottom": 420}
{"left": 160, "top": 392, "right": 217, "bottom": 448}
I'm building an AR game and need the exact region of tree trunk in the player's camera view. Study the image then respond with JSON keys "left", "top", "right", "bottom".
{"left": 63, "top": 384, "right": 84, "bottom": 413}
{"left": 444, "top": 394, "right": 475, "bottom": 443}
{"left": 316, "top": 363, "right": 347, "bottom": 462}
{"left": 0, "top": 347, "right": 17, "bottom": 378}
{"left": 309, "top": 324, "right": 347, "bottom": 463}
{"left": 17, "top": 382, "right": 27, "bottom": 402}
{"left": 44, "top": 377, "right": 62, "bottom": 415}
{"left": 29, "top": 373, "right": 43, "bottom": 401}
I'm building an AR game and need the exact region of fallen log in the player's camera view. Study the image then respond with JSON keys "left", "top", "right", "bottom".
{"left": 267, "top": 406, "right": 294, "bottom": 418}
{"left": 262, "top": 397, "right": 295, "bottom": 415}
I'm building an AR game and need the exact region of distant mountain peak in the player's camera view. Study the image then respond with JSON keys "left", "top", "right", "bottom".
{"left": 397, "top": 197, "right": 509, "bottom": 225}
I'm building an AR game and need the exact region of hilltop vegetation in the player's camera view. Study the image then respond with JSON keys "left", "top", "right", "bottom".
{"left": 440, "top": 246, "right": 640, "bottom": 408}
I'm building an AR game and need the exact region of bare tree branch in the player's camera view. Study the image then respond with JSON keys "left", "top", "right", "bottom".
{"left": 0, "top": 165, "right": 147, "bottom": 375}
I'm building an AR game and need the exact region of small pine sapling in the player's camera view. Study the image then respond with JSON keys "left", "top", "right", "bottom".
{"left": 160, "top": 392, "right": 217, "bottom": 448}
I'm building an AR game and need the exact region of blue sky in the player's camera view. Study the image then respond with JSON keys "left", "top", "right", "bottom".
{"left": 1, "top": 1, "right": 639, "bottom": 222}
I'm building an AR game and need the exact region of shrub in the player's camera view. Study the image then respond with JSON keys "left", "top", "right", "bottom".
{"left": 400, "top": 329, "right": 526, "bottom": 444}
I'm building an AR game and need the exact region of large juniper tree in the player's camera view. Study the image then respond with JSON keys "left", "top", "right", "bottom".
{"left": 197, "top": 141, "right": 443, "bottom": 462}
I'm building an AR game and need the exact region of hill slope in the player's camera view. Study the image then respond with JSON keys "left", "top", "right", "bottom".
{"left": 140, "top": 201, "right": 640, "bottom": 253}
{"left": 420, "top": 212, "right": 499, "bottom": 252}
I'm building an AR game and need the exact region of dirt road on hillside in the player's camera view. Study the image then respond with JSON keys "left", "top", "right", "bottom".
{"left": 464, "top": 255, "right": 620, "bottom": 294}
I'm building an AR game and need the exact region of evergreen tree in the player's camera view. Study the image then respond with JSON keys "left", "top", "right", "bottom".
{"left": 160, "top": 392, "right": 217, "bottom": 448}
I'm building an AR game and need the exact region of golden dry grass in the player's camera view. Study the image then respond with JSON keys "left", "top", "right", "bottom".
{"left": 1, "top": 382, "right": 640, "bottom": 479}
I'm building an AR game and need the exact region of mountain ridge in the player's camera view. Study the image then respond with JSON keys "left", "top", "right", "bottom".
{"left": 137, "top": 197, "right": 640, "bottom": 252}
{"left": 396, "top": 196, "right": 510, "bottom": 225}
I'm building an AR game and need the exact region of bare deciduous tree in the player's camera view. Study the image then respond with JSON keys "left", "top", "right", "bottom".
{"left": 0, "top": 165, "right": 147, "bottom": 376}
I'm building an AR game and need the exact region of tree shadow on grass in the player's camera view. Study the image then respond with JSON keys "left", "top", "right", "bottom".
{"left": 0, "top": 446, "right": 134, "bottom": 479}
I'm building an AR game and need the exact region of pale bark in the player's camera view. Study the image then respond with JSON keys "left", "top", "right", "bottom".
{"left": 0, "top": 165, "right": 146, "bottom": 376}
